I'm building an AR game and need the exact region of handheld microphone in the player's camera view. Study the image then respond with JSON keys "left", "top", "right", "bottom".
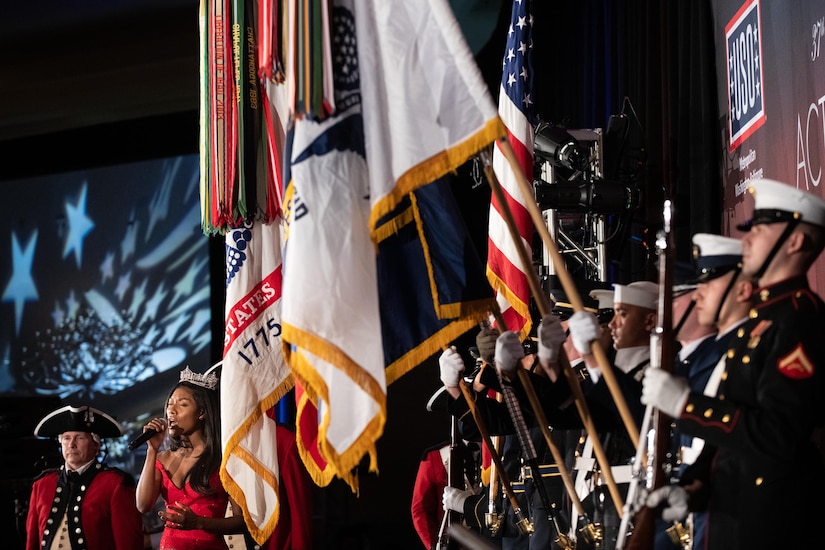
{"left": 127, "top": 430, "right": 157, "bottom": 451}
{"left": 128, "top": 421, "right": 165, "bottom": 451}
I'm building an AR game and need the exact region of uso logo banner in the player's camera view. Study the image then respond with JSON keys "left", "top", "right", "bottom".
{"left": 712, "top": 0, "right": 825, "bottom": 288}
{"left": 725, "top": 0, "right": 766, "bottom": 152}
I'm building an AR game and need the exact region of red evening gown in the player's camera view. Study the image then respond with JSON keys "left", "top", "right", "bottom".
{"left": 157, "top": 460, "right": 231, "bottom": 550}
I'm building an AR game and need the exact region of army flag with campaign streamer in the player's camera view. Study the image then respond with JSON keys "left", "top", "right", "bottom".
{"left": 221, "top": 222, "right": 293, "bottom": 544}
{"left": 199, "top": 1, "right": 293, "bottom": 541}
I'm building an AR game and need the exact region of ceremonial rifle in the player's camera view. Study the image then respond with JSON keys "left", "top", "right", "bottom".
{"left": 616, "top": 200, "right": 688, "bottom": 549}
{"left": 484, "top": 391, "right": 505, "bottom": 537}
{"left": 469, "top": 343, "right": 505, "bottom": 537}
{"left": 435, "top": 414, "right": 465, "bottom": 550}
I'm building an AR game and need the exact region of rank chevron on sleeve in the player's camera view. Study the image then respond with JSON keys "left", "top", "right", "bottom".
{"left": 777, "top": 343, "right": 815, "bottom": 379}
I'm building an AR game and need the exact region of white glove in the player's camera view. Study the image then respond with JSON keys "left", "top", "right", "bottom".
{"left": 494, "top": 331, "right": 524, "bottom": 374}
{"left": 641, "top": 368, "right": 690, "bottom": 418}
{"left": 646, "top": 485, "right": 689, "bottom": 522}
{"left": 567, "top": 311, "right": 601, "bottom": 354}
{"left": 537, "top": 314, "right": 566, "bottom": 362}
{"left": 442, "top": 486, "right": 474, "bottom": 513}
{"left": 439, "top": 346, "right": 464, "bottom": 388}
{"left": 476, "top": 326, "right": 499, "bottom": 365}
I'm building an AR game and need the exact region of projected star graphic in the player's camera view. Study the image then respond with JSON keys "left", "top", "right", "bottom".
{"left": 2, "top": 231, "right": 39, "bottom": 334}
{"left": 1, "top": 154, "right": 211, "bottom": 410}
{"left": 62, "top": 182, "right": 95, "bottom": 268}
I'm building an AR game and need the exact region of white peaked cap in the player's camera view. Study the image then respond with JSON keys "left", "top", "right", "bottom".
{"left": 589, "top": 289, "right": 614, "bottom": 310}
{"left": 691, "top": 233, "right": 743, "bottom": 282}
{"left": 692, "top": 233, "right": 742, "bottom": 258}
{"left": 743, "top": 178, "right": 825, "bottom": 228}
{"left": 613, "top": 281, "right": 658, "bottom": 310}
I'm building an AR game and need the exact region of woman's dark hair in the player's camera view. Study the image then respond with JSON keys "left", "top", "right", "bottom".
{"left": 166, "top": 380, "right": 222, "bottom": 495}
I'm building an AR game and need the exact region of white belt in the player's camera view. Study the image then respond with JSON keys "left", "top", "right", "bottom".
{"left": 680, "top": 444, "right": 702, "bottom": 467}
{"left": 573, "top": 457, "right": 634, "bottom": 484}
{"left": 570, "top": 436, "right": 633, "bottom": 539}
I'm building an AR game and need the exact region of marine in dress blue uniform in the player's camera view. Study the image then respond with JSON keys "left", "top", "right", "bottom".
{"left": 643, "top": 179, "right": 825, "bottom": 549}
{"left": 655, "top": 233, "right": 750, "bottom": 550}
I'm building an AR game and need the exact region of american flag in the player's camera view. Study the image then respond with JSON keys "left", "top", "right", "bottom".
{"left": 487, "top": 0, "right": 536, "bottom": 339}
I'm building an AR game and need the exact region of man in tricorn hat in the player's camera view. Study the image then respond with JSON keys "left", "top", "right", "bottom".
{"left": 25, "top": 404, "right": 143, "bottom": 550}
{"left": 642, "top": 179, "right": 825, "bottom": 549}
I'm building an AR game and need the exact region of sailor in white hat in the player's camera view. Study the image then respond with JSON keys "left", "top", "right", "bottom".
{"left": 567, "top": 280, "right": 658, "bottom": 380}
{"left": 561, "top": 281, "right": 658, "bottom": 545}
{"left": 607, "top": 280, "right": 658, "bottom": 356}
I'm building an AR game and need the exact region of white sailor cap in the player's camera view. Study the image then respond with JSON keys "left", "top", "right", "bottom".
{"left": 588, "top": 289, "right": 615, "bottom": 323}
{"left": 589, "top": 289, "right": 614, "bottom": 310}
{"left": 737, "top": 178, "right": 825, "bottom": 231}
{"left": 613, "top": 281, "right": 658, "bottom": 310}
{"left": 691, "top": 233, "right": 742, "bottom": 283}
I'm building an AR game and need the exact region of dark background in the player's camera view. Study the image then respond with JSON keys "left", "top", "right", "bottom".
{"left": 0, "top": 1, "right": 724, "bottom": 548}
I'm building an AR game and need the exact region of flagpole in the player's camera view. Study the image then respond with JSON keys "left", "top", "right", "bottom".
{"left": 457, "top": 380, "right": 534, "bottom": 537}
{"left": 496, "top": 136, "right": 641, "bottom": 450}
{"left": 480, "top": 150, "right": 625, "bottom": 518}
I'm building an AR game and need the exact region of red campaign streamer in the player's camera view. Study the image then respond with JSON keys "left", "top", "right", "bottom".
{"left": 223, "top": 0, "right": 238, "bottom": 227}
{"left": 270, "top": 0, "right": 284, "bottom": 83}
{"left": 260, "top": 85, "right": 284, "bottom": 219}
{"left": 257, "top": 0, "right": 284, "bottom": 84}
{"left": 257, "top": 0, "right": 273, "bottom": 82}
{"left": 208, "top": 0, "right": 226, "bottom": 227}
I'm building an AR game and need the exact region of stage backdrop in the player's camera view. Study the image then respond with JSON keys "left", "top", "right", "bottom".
{"left": 711, "top": 0, "right": 825, "bottom": 289}
{"left": 0, "top": 154, "right": 211, "bottom": 481}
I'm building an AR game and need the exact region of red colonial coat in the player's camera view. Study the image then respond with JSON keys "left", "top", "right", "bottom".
{"left": 26, "top": 466, "right": 143, "bottom": 550}
{"left": 411, "top": 444, "right": 448, "bottom": 549}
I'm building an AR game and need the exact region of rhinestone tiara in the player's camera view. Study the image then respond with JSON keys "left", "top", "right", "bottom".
{"left": 179, "top": 366, "right": 218, "bottom": 390}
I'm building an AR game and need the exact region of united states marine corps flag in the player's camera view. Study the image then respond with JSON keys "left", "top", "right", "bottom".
{"left": 281, "top": 0, "right": 502, "bottom": 489}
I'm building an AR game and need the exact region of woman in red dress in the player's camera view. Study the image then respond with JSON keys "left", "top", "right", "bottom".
{"left": 136, "top": 367, "right": 244, "bottom": 549}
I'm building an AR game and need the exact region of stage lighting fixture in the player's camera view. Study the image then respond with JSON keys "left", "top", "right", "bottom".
{"left": 533, "top": 122, "right": 591, "bottom": 172}
{"left": 535, "top": 179, "right": 638, "bottom": 214}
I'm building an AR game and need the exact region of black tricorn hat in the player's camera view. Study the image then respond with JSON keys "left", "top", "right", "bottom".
{"left": 34, "top": 405, "right": 124, "bottom": 438}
